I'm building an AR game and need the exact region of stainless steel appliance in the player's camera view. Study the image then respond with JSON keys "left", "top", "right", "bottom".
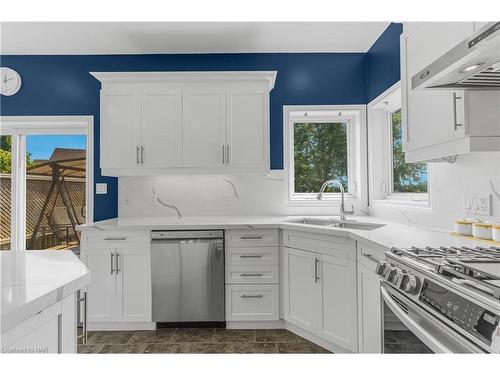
{"left": 377, "top": 245, "right": 500, "bottom": 353}
{"left": 413, "top": 22, "right": 500, "bottom": 90}
{"left": 151, "top": 230, "right": 225, "bottom": 323}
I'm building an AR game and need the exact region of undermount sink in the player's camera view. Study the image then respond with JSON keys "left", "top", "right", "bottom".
{"left": 286, "top": 218, "right": 385, "bottom": 231}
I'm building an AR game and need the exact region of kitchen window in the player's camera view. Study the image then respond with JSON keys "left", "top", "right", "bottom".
{"left": 390, "top": 109, "right": 428, "bottom": 196}
{"left": 368, "top": 83, "right": 431, "bottom": 209}
{"left": 284, "top": 105, "right": 366, "bottom": 206}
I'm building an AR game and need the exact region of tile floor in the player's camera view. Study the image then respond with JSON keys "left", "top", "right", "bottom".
{"left": 78, "top": 328, "right": 331, "bottom": 354}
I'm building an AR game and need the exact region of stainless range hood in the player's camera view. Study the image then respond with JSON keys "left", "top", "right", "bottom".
{"left": 412, "top": 22, "right": 500, "bottom": 90}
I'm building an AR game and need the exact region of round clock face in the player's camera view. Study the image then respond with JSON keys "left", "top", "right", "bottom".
{"left": 0, "top": 67, "right": 22, "bottom": 96}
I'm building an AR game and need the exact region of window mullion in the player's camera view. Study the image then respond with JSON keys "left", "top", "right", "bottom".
{"left": 11, "top": 133, "right": 27, "bottom": 251}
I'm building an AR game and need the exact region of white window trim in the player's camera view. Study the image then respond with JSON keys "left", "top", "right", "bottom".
{"left": 283, "top": 105, "right": 367, "bottom": 207}
{"left": 367, "top": 83, "right": 432, "bottom": 210}
{"left": 0, "top": 116, "right": 94, "bottom": 251}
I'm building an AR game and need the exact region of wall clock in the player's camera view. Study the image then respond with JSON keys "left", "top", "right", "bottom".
{"left": 0, "top": 67, "right": 22, "bottom": 96}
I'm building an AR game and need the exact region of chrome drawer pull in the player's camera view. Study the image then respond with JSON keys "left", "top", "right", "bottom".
{"left": 240, "top": 273, "right": 263, "bottom": 277}
{"left": 104, "top": 237, "right": 127, "bottom": 241}
{"left": 239, "top": 255, "right": 263, "bottom": 258}
{"left": 314, "top": 257, "right": 320, "bottom": 283}
{"left": 241, "top": 294, "right": 263, "bottom": 299}
{"left": 115, "top": 251, "right": 120, "bottom": 274}
{"left": 110, "top": 252, "right": 115, "bottom": 274}
{"left": 240, "top": 236, "right": 263, "bottom": 240}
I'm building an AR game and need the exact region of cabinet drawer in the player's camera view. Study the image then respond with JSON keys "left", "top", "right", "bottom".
{"left": 225, "top": 265, "right": 278, "bottom": 284}
{"left": 283, "top": 230, "right": 355, "bottom": 260}
{"left": 83, "top": 231, "right": 149, "bottom": 244}
{"left": 225, "top": 229, "right": 278, "bottom": 247}
{"left": 226, "top": 246, "right": 278, "bottom": 266}
{"left": 225, "top": 284, "right": 279, "bottom": 321}
{"left": 357, "top": 244, "right": 386, "bottom": 272}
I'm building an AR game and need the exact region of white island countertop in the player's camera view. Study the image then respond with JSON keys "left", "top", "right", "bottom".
{"left": 77, "top": 215, "right": 498, "bottom": 251}
{"left": 1, "top": 250, "right": 90, "bottom": 333}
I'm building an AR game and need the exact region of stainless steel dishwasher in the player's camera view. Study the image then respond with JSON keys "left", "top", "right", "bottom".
{"left": 151, "top": 230, "right": 224, "bottom": 323}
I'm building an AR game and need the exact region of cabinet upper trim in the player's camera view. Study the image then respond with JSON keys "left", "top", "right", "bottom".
{"left": 90, "top": 71, "right": 277, "bottom": 90}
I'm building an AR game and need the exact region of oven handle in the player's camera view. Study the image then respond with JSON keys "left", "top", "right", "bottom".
{"left": 381, "top": 285, "right": 454, "bottom": 354}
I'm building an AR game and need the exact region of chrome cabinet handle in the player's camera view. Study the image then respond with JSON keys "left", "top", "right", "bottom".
{"left": 222, "top": 145, "right": 225, "bottom": 164}
{"left": 240, "top": 236, "right": 263, "bottom": 240}
{"left": 226, "top": 144, "right": 230, "bottom": 164}
{"left": 241, "top": 294, "right": 263, "bottom": 299}
{"left": 453, "top": 92, "right": 463, "bottom": 131}
{"left": 140, "top": 146, "right": 144, "bottom": 164}
{"left": 240, "top": 255, "right": 263, "bottom": 258}
{"left": 115, "top": 251, "right": 120, "bottom": 274}
{"left": 77, "top": 291, "right": 88, "bottom": 344}
{"left": 240, "top": 273, "right": 263, "bottom": 277}
{"left": 314, "top": 257, "right": 320, "bottom": 283}
{"left": 110, "top": 252, "right": 115, "bottom": 274}
{"left": 136, "top": 146, "right": 140, "bottom": 164}
{"left": 104, "top": 237, "right": 127, "bottom": 241}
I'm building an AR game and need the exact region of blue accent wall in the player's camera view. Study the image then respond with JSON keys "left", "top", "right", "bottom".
{"left": 0, "top": 23, "right": 402, "bottom": 221}
{"left": 366, "top": 22, "right": 403, "bottom": 102}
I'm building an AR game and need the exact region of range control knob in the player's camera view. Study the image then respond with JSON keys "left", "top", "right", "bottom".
{"left": 404, "top": 275, "right": 419, "bottom": 294}
{"left": 384, "top": 267, "right": 398, "bottom": 282}
{"left": 375, "top": 262, "right": 389, "bottom": 276}
{"left": 395, "top": 269, "right": 408, "bottom": 289}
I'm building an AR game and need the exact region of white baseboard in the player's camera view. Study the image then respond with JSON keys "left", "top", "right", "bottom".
{"left": 87, "top": 322, "right": 156, "bottom": 331}
{"left": 284, "top": 322, "right": 353, "bottom": 353}
{"left": 226, "top": 320, "right": 285, "bottom": 329}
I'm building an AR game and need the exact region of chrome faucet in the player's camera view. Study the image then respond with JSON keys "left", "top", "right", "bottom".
{"left": 316, "top": 179, "right": 354, "bottom": 220}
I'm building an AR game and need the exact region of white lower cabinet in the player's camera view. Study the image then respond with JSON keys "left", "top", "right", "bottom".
{"left": 224, "top": 229, "right": 279, "bottom": 323}
{"left": 82, "top": 238, "right": 151, "bottom": 324}
{"left": 357, "top": 243, "right": 385, "bottom": 353}
{"left": 283, "top": 235, "right": 358, "bottom": 353}
{"left": 225, "top": 284, "right": 279, "bottom": 321}
{"left": 1, "top": 294, "right": 77, "bottom": 353}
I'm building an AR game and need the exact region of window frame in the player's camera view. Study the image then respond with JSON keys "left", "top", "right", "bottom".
{"left": 387, "top": 107, "right": 430, "bottom": 202}
{"left": 283, "top": 105, "right": 366, "bottom": 207}
{"left": 368, "top": 82, "right": 432, "bottom": 210}
{"left": 0, "top": 116, "right": 94, "bottom": 251}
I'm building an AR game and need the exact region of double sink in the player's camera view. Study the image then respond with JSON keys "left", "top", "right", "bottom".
{"left": 286, "top": 217, "right": 385, "bottom": 231}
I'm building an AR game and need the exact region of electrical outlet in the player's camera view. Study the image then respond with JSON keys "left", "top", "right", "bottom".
{"left": 464, "top": 193, "right": 490, "bottom": 216}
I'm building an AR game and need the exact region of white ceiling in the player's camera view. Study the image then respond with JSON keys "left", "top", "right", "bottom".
{"left": 0, "top": 22, "right": 390, "bottom": 55}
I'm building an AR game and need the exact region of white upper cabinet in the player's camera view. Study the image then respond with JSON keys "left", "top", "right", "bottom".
{"left": 226, "top": 88, "right": 270, "bottom": 171}
{"left": 401, "top": 22, "right": 500, "bottom": 162}
{"left": 182, "top": 89, "right": 226, "bottom": 168}
{"left": 141, "top": 87, "right": 182, "bottom": 168}
{"left": 100, "top": 86, "right": 141, "bottom": 170}
{"left": 91, "top": 72, "right": 276, "bottom": 176}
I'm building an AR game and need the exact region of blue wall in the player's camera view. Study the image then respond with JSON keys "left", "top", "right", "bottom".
{"left": 0, "top": 23, "right": 401, "bottom": 221}
{"left": 366, "top": 23, "right": 403, "bottom": 102}
{"left": 0, "top": 53, "right": 367, "bottom": 221}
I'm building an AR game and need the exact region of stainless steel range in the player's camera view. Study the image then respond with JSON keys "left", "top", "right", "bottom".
{"left": 378, "top": 245, "right": 500, "bottom": 353}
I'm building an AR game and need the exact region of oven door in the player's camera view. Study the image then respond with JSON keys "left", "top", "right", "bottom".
{"left": 382, "top": 284, "right": 484, "bottom": 353}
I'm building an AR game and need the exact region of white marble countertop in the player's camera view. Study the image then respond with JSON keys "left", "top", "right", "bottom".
{"left": 77, "top": 215, "right": 497, "bottom": 251}
{"left": 1, "top": 250, "right": 90, "bottom": 333}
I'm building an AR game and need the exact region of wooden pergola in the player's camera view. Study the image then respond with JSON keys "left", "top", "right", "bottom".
{"left": 27, "top": 157, "right": 86, "bottom": 250}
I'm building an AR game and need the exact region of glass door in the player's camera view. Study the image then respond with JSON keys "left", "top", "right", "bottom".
{"left": 25, "top": 135, "right": 87, "bottom": 251}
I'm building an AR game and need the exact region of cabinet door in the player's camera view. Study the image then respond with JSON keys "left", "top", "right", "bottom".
{"left": 84, "top": 251, "right": 117, "bottom": 322}
{"left": 141, "top": 88, "right": 182, "bottom": 168}
{"left": 226, "top": 89, "right": 269, "bottom": 172}
{"left": 116, "top": 249, "right": 151, "bottom": 322}
{"left": 320, "top": 254, "right": 358, "bottom": 352}
{"left": 357, "top": 262, "right": 382, "bottom": 353}
{"left": 182, "top": 89, "right": 226, "bottom": 168}
{"left": 100, "top": 87, "right": 141, "bottom": 170}
{"left": 283, "top": 247, "right": 321, "bottom": 334}
{"left": 402, "top": 23, "right": 474, "bottom": 153}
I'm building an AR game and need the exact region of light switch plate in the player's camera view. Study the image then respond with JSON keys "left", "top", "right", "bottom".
{"left": 464, "top": 193, "right": 490, "bottom": 216}
{"left": 95, "top": 183, "right": 107, "bottom": 195}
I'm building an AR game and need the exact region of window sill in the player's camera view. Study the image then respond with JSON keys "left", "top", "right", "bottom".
{"left": 285, "top": 195, "right": 359, "bottom": 207}
{"left": 371, "top": 198, "right": 432, "bottom": 211}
